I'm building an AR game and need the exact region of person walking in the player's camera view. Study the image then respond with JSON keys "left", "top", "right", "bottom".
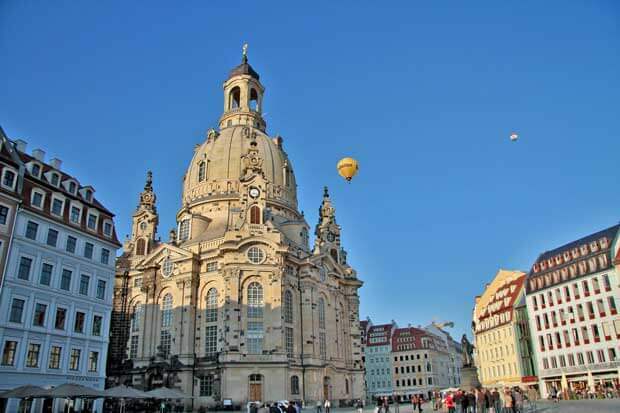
{"left": 383, "top": 397, "right": 390, "bottom": 413}
{"left": 502, "top": 389, "right": 513, "bottom": 413}
{"left": 513, "top": 388, "right": 523, "bottom": 413}
{"left": 416, "top": 394, "right": 423, "bottom": 413}
{"left": 324, "top": 399, "right": 331, "bottom": 413}
{"left": 375, "top": 397, "right": 382, "bottom": 413}
{"left": 491, "top": 389, "right": 500, "bottom": 413}
{"left": 315, "top": 400, "right": 322, "bottom": 413}
{"left": 526, "top": 386, "right": 538, "bottom": 412}
{"left": 356, "top": 399, "right": 364, "bottom": 413}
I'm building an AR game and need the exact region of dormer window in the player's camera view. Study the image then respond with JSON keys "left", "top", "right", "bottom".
{"left": 51, "top": 196, "right": 64, "bottom": 217}
{"left": 85, "top": 190, "right": 92, "bottom": 202}
{"left": 68, "top": 181, "right": 77, "bottom": 194}
{"left": 31, "top": 163, "right": 41, "bottom": 178}
{"left": 50, "top": 173, "right": 60, "bottom": 187}
{"left": 87, "top": 212, "right": 98, "bottom": 231}
{"left": 103, "top": 220, "right": 113, "bottom": 237}
{"left": 31, "top": 189, "right": 45, "bottom": 209}
{"left": 1, "top": 169, "right": 17, "bottom": 190}
{"left": 70, "top": 205, "right": 82, "bottom": 225}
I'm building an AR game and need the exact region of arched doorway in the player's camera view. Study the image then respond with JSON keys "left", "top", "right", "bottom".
{"left": 249, "top": 374, "right": 263, "bottom": 401}
{"left": 323, "top": 376, "right": 331, "bottom": 400}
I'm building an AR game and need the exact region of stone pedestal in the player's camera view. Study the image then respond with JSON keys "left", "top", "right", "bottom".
{"left": 460, "top": 366, "right": 481, "bottom": 391}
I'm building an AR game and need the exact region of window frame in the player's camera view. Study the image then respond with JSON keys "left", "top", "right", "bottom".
{"left": 30, "top": 188, "right": 46, "bottom": 210}
{"left": 50, "top": 195, "right": 65, "bottom": 218}
{"left": 1, "top": 167, "right": 18, "bottom": 191}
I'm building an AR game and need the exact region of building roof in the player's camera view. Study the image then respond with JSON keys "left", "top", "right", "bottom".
{"left": 366, "top": 323, "right": 394, "bottom": 347}
{"left": 527, "top": 224, "right": 619, "bottom": 293}
{"left": 228, "top": 56, "right": 260, "bottom": 80}
{"left": 391, "top": 326, "right": 447, "bottom": 352}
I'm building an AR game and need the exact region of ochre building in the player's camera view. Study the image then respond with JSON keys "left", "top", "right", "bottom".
{"left": 107, "top": 52, "right": 364, "bottom": 408}
{"left": 473, "top": 269, "right": 529, "bottom": 388}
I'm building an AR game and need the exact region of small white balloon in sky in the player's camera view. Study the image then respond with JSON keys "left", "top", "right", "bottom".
{"left": 510, "top": 133, "right": 519, "bottom": 142}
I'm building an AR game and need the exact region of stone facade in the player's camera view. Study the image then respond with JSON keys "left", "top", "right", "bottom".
{"left": 107, "top": 52, "right": 364, "bottom": 409}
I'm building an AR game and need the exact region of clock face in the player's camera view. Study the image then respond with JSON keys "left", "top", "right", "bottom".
{"left": 140, "top": 222, "right": 147, "bottom": 230}
{"left": 142, "top": 193, "right": 152, "bottom": 202}
{"left": 327, "top": 232, "right": 336, "bottom": 242}
{"left": 249, "top": 187, "right": 260, "bottom": 199}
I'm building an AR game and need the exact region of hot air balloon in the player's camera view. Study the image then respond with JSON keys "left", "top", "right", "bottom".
{"left": 337, "top": 157, "right": 359, "bottom": 182}
{"left": 510, "top": 133, "right": 519, "bottom": 142}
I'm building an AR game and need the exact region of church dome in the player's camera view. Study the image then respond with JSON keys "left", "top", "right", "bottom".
{"left": 182, "top": 125, "right": 298, "bottom": 210}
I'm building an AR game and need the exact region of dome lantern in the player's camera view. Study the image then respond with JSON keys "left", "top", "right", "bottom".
{"left": 219, "top": 44, "right": 266, "bottom": 131}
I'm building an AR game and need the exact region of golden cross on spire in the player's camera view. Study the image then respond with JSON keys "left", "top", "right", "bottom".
{"left": 242, "top": 43, "right": 248, "bottom": 58}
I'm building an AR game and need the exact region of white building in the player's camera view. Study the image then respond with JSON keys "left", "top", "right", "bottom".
{"left": 525, "top": 224, "right": 620, "bottom": 397}
{"left": 424, "top": 322, "right": 463, "bottom": 388}
{"left": 0, "top": 139, "right": 120, "bottom": 412}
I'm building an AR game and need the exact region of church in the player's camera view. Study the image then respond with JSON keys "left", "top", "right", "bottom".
{"left": 107, "top": 49, "right": 364, "bottom": 408}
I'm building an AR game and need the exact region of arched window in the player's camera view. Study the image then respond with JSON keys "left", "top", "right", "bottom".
{"left": 136, "top": 238, "right": 146, "bottom": 256}
{"left": 291, "top": 376, "right": 299, "bottom": 395}
{"left": 318, "top": 297, "right": 326, "bottom": 329}
{"left": 330, "top": 249, "right": 338, "bottom": 262}
{"left": 283, "top": 290, "right": 293, "bottom": 324}
{"left": 178, "top": 219, "right": 190, "bottom": 241}
{"left": 205, "top": 288, "right": 218, "bottom": 322}
{"left": 247, "top": 282, "right": 264, "bottom": 318}
{"left": 249, "top": 205, "right": 261, "bottom": 224}
{"left": 247, "top": 282, "right": 264, "bottom": 354}
{"left": 198, "top": 161, "right": 206, "bottom": 182}
{"left": 250, "top": 88, "right": 259, "bottom": 111}
{"left": 229, "top": 86, "right": 240, "bottom": 110}
{"left": 131, "top": 303, "right": 143, "bottom": 333}
{"left": 161, "top": 294, "right": 173, "bottom": 328}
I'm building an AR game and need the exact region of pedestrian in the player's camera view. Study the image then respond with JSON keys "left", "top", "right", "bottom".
{"left": 393, "top": 397, "right": 399, "bottom": 413}
{"left": 492, "top": 388, "right": 500, "bottom": 413}
{"left": 513, "top": 388, "right": 523, "bottom": 413}
{"left": 383, "top": 397, "right": 389, "bottom": 413}
{"left": 503, "top": 389, "right": 513, "bottom": 413}
{"left": 376, "top": 397, "right": 382, "bottom": 413}
{"left": 461, "top": 391, "right": 469, "bottom": 413}
{"left": 324, "top": 399, "right": 331, "bottom": 413}
{"left": 550, "top": 386, "right": 558, "bottom": 403}
{"left": 467, "top": 392, "right": 476, "bottom": 413}
{"left": 416, "top": 394, "right": 423, "bottom": 413}
{"left": 444, "top": 392, "right": 456, "bottom": 413}
{"left": 356, "top": 399, "right": 364, "bottom": 413}
{"left": 316, "top": 400, "right": 322, "bottom": 413}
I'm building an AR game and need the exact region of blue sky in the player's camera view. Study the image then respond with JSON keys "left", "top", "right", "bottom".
{"left": 2, "top": 1, "right": 619, "bottom": 340}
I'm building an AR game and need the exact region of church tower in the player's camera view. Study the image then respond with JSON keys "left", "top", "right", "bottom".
{"left": 314, "top": 186, "right": 344, "bottom": 263}
{"left": 130, "top": 170, "right": 158, "bottom": 256}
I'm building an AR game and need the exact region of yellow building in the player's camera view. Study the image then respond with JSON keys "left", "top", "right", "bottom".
{"left": 473, "top": 269, "right": 527, "bottom": 388}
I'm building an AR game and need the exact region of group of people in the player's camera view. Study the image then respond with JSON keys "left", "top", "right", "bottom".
{"left": 249, "top": 400, "right": 302, "bottom": 413}
{"left": 440, "top": 386, "right": 538, "bottom": 413}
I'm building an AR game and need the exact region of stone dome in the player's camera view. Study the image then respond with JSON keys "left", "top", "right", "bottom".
{"left": 182, "top": 125, "right": 298, "bottom": 210}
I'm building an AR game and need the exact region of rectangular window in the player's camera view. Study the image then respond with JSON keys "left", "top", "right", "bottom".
{"left": 87, "top": 214, "right": 97, "bottom": 230}
{"left": 48, "top": 346, "right": 62, "bottom": 369}
{"left": 51, "top": 198, "right": 64, "bottom": 216}
{"left": 33, "top": 303, "right": 47, "bottom": 327}
{"left": 134, "top": 277, "right": 142, "bottom": 288}
{"left": 159, "top": 330, "right": 171, "bottom": 358}
{"left": 285, "top": 326, "right": 294, "bottom": 357}
{"left": 39, "top": 263, "right": 53, "bottom": 286}
{"left": 96, "top": 280, "right": 106, "bottom": 300}
{"left": 568, "top": 353, "right": 575, "bottom": 366}
{"left": 129, "top": 336, "right": 139, "bottom": 359}
{"left": 1, "top": 341, "right": 17, "bottom": 366}
{"left": 79, "top": 274, "right": 90, "bottom": 295}
{"left": 88, "top": 351, "right": 98, "bottom": 372}
{"left": 100, "top": 248, "right": 110, "bottom": 265}
{"left": 55, "top": 308, "right": 66, "bottom": 330}
{"left": 247, "top": 321, "right": 263, "bottom": 354}
{"left": 0, "top": 205, "right": 9, "bottom": 225}
{"left": 70, "top": 206, "right": 81, "bottom": 224}
{"left": 65, "top": 235, "right": 77, "bottom": 253}
{"left": 319, "top": 331, "right": 327, "bottom": 359}
{"left": 69, "top": 348, "right": 81, "bottom": 370}
{"left": 597, "top": 349, "right": 606, "bottom": 363}
{"left": 206, "top": 262, "right": 218, "bottom": 272}
{"left": 74, "top": 311, "right": 85, "bottom": 333}
{"left": 25, "top": 343, "right": 41, "bottom": 367}
{"left": 92, "top": 315, "right": 102, "bottom": 336}
{"left": 609, "top": 348, "right": 617, "bottom": 361}
{"left": 46, "top": 229, "right": 58, "bottom": 247}
{"left": 18, "top": 256, "right": 33, "bottom": 280}
{"left": 25, "top": 221, "right": 38, "bottom": 240}
{"left": 60, "top": 269, "right": 72, "bottom": 290}
{"left": 32, "top": 191, "right": 43, "bottom": 208}
{"left": 577, "top": 353, "right": 585, "bottom": 365}
{"left": 199, "top": 375, "right": 213, "bottom": 397}
{"left": 9, "top": 298, "right": 25, "bottom": 323}
{"left": 205, "top": 325, "right": 217, "bottom": 355}
{"left": 103, "top": 222, "right": 112, "bottom": 237}
{"left": 84, "top": 242, "right": 93, "bottom": 259}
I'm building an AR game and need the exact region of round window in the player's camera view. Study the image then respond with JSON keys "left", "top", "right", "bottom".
{"left": 162, "top": 257, "right": 173, "bottom": 277}
{"left": 247, "top": 246, "right": 266, "bottom": 264}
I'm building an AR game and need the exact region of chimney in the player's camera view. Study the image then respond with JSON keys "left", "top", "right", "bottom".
{"left": 49, "top": 158, "right": 62, "bottom": 170}
{"left": 32, "top": 149, "right": 45, "bottom": 162}
{"left": 14, "top": 139, "right": 27, "bottom": 152}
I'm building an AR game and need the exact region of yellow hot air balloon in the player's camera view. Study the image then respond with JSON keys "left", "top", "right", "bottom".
{"left": 337, "top": 157, "right": 359, "bottom": 182}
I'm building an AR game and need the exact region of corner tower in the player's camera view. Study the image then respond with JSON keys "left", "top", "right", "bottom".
{"left": 219, "top": 46, "right": 266, "bottom": 131}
